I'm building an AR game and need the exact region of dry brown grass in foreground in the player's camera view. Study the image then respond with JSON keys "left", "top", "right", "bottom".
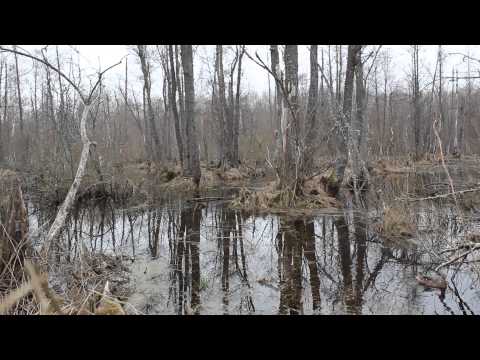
{"left": 0, "top": 256, "right": 131, "bottom": 315}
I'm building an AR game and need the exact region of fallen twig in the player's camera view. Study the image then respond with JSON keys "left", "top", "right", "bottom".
{"left": 397, "top": 187, "right": 480, "bottom": 202}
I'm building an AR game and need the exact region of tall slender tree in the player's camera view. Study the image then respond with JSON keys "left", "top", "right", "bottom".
{"left": 167, "top": 45, "right": 184, "bottom": 166}
{"left": 181, "top": 45, "right": 201, "bottom": 185}
{"left": 412, "top": 45, "right": 422, "bottom": 160}
{"left": 304, "top": 45, "right": 319, "bottom": 174}
{"left": 281, "top": 45, "right": 299, "bottom": 190}
{"left": 137, "top": 45, "right": 161, "bottom": 162}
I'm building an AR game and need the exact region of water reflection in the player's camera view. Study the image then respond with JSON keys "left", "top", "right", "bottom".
{"left": 26, "top": 171, "right": 480, "bottom": 315}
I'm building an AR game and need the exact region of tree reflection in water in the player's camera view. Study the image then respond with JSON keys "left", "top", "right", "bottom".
{"left": 277, "top": 217, "right": 321, "bottom": 315}
{"left": 26, "top": 172, "right": 480, "bottom": 314}
{"left": 169, "top": 195, "right": 203, "bottom": 315}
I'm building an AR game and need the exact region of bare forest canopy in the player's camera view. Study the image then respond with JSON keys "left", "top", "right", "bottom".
{"left": 0, "top": 45, "right": 479, "bottom": 179}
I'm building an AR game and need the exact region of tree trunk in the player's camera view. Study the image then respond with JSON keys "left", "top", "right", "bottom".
{"left": 176, "top": 45, "right": 186, "bottom": 150}
{"left": 3, "top": 62, "right": 8, "bottom": 161}
{"left": 438, "top": 45, "right": 445, "bottom": 153}
{"left": 0, "top": 60, "right": 3, "bottom": 164}
{"left": 227, "top": 52, "right": 237, "bottom": 165}
{"left": 168, "top": 45, "right": 185, "bottom": 167}
{"left": 304, "top": 45, "right": 319, "bottom": 174}
{"left": 281, "top": 45, "right": 300, "bottom": 191}
{"left": 412, "top": 45, "right": 422, "bottom": 160}
{"left": 14, "top": 47, "right": 25, "bottom": 166}
{"left": 336, "top": 45, "right": 358, "bottom": 185}
{"left": 181, "top": 45, "right": 201, "bottom": 185}
{"left": 216, "top": 45, "right": 233, "bottom": 169}
{"left": 137, "top": 45, "right": 161, "bottom": 162}
{"left": 355, "top": 47, "right": 368, "bottom": 174}
{"left": 270, "top": 45, "right": 282, "bottom": 142}
{"left": 232, "top": 45, "right": 245, "bottom": 166}
{"left": 41, "top": 103, "right": 93, "bottom": 257}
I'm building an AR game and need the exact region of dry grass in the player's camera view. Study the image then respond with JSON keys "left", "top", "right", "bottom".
{"left": 231, "top": 175, "right": 339, "bottom": 212}
{"left": 217, "top": 167, "right": 246, "bottom": 181}
{"left": 372, "top": 159, "right": 414, "bottom": 175}
{"left": 160, "top": 177, "right": 199, "bottom": 192}
{"left": 231, "top": 181, "right": 291, "bottom": 210}
{"left": 0, "top": 252, "right": 132, "bottom": 315}
{"left": 376, "top": 205, "right": 416, "bottom": 240}
{"left": 121, "top": 161, "right": 252, "bottom": 194}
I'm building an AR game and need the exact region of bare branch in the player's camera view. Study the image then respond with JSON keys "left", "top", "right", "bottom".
{"left": 0, "top": 45, "right": 87, "bottom": 103}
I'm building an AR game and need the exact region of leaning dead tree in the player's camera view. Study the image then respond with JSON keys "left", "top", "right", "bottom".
{"left": 0, "top": 46, "right": 122, "bottom": 260}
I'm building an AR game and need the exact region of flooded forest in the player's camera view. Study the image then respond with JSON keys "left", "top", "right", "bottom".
{"left": 1, "top": 44, "right": 480, "bottom": 315}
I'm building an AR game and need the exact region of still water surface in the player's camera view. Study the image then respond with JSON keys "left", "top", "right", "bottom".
{"left": 27, "top": 168, "right": 480, "bottom": 314}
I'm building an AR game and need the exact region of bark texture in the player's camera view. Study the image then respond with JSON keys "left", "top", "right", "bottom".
{"left": 181, "top": 45, "right": 201, "bottom": 185}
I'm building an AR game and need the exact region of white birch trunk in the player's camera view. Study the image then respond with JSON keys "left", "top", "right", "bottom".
{"left": 41, "top": 103, "right": 92, "bottom": 257}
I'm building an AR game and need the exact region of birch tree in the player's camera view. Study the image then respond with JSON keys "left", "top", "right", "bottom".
{"left": 0, "top": 46, "right": 122, "bottom": 259}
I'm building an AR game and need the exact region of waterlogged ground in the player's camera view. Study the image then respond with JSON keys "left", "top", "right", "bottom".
{"left": 26, "top": 163, "right": 480, "bottom": 315}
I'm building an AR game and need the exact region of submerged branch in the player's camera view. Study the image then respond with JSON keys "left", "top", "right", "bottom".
{"left": 435, "top": 244, "right": 480, "bottom": 272}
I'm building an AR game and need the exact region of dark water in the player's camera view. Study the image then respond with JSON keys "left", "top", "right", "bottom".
{"left": 27, "top": 167, "right": 480, "bottom": 315}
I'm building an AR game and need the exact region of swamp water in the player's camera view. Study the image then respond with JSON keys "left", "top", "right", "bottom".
{"left": 25, "top": 165, "right": 480, "bottom": 315}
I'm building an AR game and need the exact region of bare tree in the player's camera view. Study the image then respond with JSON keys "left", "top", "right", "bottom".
{"left": 355, "top": 46, "right": 368, "bottom": 172}
{"left": 281, "top": 45, "right": 300, "bottom": 190}
{"left": 412, "top": 45, "right": 422, "bottom": 160}
{"left": 167, "top": 45, "right": 184, "bottom": 167}
{"left": 216, "top": 45, "right": 234, "bottom": 169}
{"left": 232, "top": 45, "right": 245, "bottom": 166}
{"left": 137, "top": 45, "right": 161, "bottom": 162}
{"left": 0, "top": 46, "right": 122, "bottom": 259}
{"left": 304, "top": 45, "right": 319, "bottom": 174}
{"left": 270, "top": 45, "right": 282, "bottom": 134}
{"left": 181, "top": 45, "right": 201, "bottom": 185}
{"left": 13, "top": 46, "right": 25, "bottom": 165}
{"left": 335, "top": 45, "right": 358, "bottom": 185}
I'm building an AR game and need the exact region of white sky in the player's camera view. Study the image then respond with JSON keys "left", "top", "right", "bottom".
{"left": 12, "top": 45, "right": 480, "bottom": 99}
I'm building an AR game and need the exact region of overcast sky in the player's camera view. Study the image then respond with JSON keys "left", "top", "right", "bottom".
{"left": 13, "top": 45, "right": 480, "bottom": 99}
